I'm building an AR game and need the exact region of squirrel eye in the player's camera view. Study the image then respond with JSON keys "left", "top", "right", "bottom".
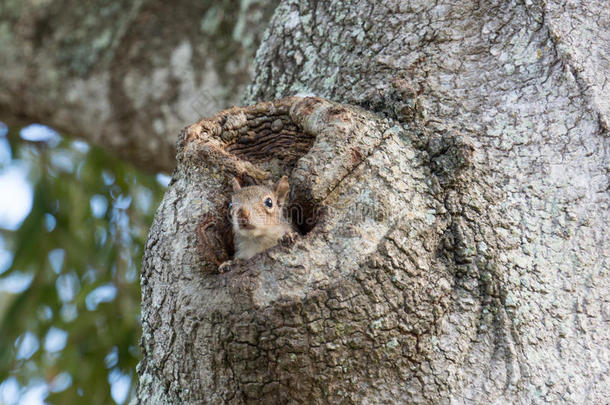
{"left": 264, "top": 197, "right": 273, "bottom": 208}
{"left": 228, "top": 202, "right": 232, "bottom": 210}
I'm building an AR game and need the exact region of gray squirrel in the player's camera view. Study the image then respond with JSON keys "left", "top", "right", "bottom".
{"left": 219, "top": 176, "right": 295, "bottom": 271}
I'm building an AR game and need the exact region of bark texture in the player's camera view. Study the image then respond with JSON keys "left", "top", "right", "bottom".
{"left": 0, "top": 0, "right": 279, "bottom": 172}
{"left": 137, "top": 0, "right": 608, "bottom": 403}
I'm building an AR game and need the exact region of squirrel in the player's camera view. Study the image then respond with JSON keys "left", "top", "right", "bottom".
{"left": 219, "top": 175, "right": 295, "bottom": 271}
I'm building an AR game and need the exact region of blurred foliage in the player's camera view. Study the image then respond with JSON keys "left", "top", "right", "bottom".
{"left": 0, "top": 123, "right": 166, "bottom": 404}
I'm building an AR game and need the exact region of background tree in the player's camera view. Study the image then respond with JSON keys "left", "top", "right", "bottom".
{"left": 136, "top": 0, "right": 609, "bottom": 403}
{"left": 0, "top": 0, "right": 279, "bottom": 173}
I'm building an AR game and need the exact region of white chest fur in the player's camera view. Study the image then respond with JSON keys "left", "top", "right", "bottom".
{"left": 234, "top": 223, "right": 291, "bottom": 259}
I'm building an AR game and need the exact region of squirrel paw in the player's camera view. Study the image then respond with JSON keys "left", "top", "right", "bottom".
{"left": 280, "top": 231, "right": 298, "bottom": 247}
{"left": 218, "top": 260, "right": 234, "bottom": 273}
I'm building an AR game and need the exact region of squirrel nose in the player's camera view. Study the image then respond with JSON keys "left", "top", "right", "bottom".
{"left": 237, "top": 208, "right": 250, "bottom": 227}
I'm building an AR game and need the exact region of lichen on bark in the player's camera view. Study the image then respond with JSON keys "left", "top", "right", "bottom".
{"left": 137, "top": 0, "right": 608, "bottom": 403}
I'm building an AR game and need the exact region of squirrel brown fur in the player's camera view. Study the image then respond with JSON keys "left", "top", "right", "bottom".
{"left": 224, "top": 176, "right": 294, "bottom": 264}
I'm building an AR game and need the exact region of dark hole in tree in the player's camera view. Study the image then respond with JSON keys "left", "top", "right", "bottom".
{"left": 221, "top": 201, "right": 235, "bottom": 259}
{"left": 286, "top": 192, "right": 322, "bottom": 236}
{"left": 211, "top": 107, "right": 323, "bottom": 265}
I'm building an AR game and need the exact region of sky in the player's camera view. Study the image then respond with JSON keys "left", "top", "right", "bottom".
{"left": 0, "top": 122, "right": 35, "bottom": 232}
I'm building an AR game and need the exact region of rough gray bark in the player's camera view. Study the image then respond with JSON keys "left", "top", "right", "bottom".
{"left": 0, "top": 0, "right": 279, "bottom": 172}
{"left": 137, "top": 0, "right": 608, "bottom": 403}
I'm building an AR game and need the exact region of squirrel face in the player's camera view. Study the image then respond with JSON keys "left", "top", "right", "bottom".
{"left": 229, "top": 176, "right": 291, "bottom": 240}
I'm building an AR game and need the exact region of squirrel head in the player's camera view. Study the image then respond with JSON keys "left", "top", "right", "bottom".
{"left": 229, "top": 176, "right": 290, "bottom": 238}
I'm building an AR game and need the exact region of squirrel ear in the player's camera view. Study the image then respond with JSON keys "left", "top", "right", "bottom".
{"left": 274, "top": 176, "right": 290, "bottom": 206}
{"left": 232, "top": 177, "right": 241, "bottom": 192}
{"left": 241, "top": 173, "right": 257, "bottom": 187}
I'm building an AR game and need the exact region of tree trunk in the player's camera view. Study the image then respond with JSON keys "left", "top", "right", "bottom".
{"left": 136, "top": 0, "right": 608, "bottom": 403}
{"left": 0, "top": 0, "right": 279, "bottom": 173}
